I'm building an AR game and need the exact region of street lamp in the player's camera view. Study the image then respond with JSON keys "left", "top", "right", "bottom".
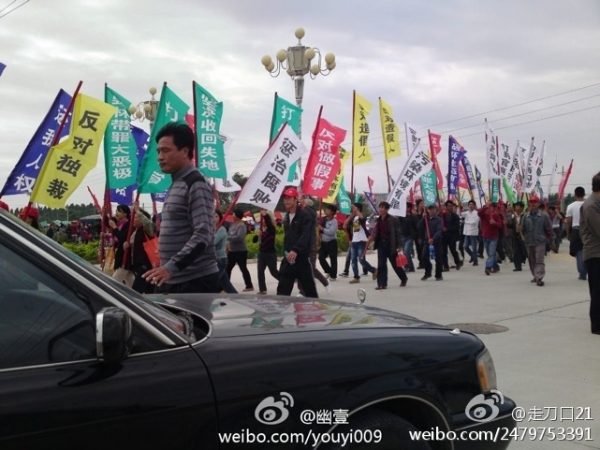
{"left": 261, "top": 27, "right": 336, "bottom": 137}
{"left": 128, "top": 87, "right": 159, "bottom": 129}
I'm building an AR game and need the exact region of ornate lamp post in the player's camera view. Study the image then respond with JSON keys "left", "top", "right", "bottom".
{"left": 128, "top": 87, "right": 159, "bottom": 130}
{"left": 260, "top": 28, "right": 336, "bottom": 137}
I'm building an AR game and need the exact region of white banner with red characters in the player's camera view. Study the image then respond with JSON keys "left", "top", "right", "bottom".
{"left": 302, "top": 117, "right": 346, "bottom": 197}
{"left": 237, "top": 124, "right": 308, "bottom": 211}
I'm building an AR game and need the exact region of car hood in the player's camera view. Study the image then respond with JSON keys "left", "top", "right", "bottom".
{"left": 152, "top": 293, "right": 440, "bottom": 338}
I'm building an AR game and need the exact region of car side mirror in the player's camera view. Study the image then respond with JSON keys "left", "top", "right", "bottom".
{"left": 357, "top": 288, "right": 367, "bottom": 304}
{"left": 96, "top": 307, "right": 132, "bottom": 365}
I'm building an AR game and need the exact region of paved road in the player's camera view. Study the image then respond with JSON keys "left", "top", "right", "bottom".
{"left": 227, "top": 247, "right": 600, "bottom": 449}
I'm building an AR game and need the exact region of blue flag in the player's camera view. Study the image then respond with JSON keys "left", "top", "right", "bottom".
{"left": 0, "top": 89, "right": 72, "bottom": 196}
{"left": 448, "top": 136, "right": 466, "bottom": 199}
{"left": 109, "top": 125, "right": 149, "bottom": 203}
{"left": 0, "top": 63, "right": 6, "bottom": 77}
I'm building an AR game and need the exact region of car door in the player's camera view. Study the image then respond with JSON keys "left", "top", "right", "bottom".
{"left": 0, "top": 232, "right": 218, "bottom": 450}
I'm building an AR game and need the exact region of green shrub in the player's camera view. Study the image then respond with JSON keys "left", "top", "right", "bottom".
{"left": 63, "top": 240, "right": 100, "bottom": 263}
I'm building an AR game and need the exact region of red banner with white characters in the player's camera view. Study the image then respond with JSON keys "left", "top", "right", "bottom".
{"left": 428, "top": 131, "right": 444, "bottom": 190}
{"left": 303, "top": 117, "right": 347, "bottom": 197}
{"left": 458, "top": 162, "right": 470, "bottom": 189}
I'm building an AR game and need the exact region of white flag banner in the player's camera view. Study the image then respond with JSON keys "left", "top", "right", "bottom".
{"left": 523, "top": 138, "right": 540, "bottom": 192}
{"left": 237, "top": 125, "right": 307, "bottom": 211}
{"left": 485, "top": 121, "right": 500, "bottom": 180}
{"left": 387, "top": 141, "right": 432, "bottom": 216}
{"left": 404, "top": 122, "right": 420, "bottom": 156}
{"left": 518, "top": 141, "right": 528, "bottom": 178}
{"left": 505, "top": 145, "right": 521, "bottom": 190}
{"left": 499, "top": 143, "right": 512, "bottom": 177}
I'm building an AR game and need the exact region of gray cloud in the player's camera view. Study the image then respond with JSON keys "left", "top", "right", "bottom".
{"left": 0, "top": 0, "right": 599, "bottom": 206}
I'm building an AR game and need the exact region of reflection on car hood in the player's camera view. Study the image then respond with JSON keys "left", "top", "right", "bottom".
{"left": 152, "top": 294, "right": 439, "bottom": 337}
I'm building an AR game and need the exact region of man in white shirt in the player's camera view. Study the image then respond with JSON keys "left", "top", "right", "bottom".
{"left": 566, "top": 186, "right": 587, "bottom": 280}
{"left": 461, "top": 200, "right": 480, "bottom": 266}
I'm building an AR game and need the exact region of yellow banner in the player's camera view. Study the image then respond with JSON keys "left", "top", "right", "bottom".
{"left": 353, "top": 92, "right": 372, "bottom": 165}
{"left": 31, "top": 93, "right": 117, "bottom": 208}
{"left": 324, "top": 147, "right": 349, "bottom": 203}
{"left": 379, "top": 98, "right": 401, "bottom": 160}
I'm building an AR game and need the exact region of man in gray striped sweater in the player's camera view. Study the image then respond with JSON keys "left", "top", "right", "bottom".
{"left": 142, "top": 123, "right": 220, "bottom": 293}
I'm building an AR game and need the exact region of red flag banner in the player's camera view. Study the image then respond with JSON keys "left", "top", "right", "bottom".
{"left": 428, "top": 131, "right": 444, "bottom": 190}
{"left": 303, "top": 117, "right": 347, "bottom": 197}
{"left": 458, "top": 163, "right": 469, "bottom": 190}
{"left": 557, "top": 159, "right": 573, "bottom": 201}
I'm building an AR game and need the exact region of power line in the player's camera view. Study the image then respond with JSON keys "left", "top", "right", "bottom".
{"left": 426, "top": 80, "right": 600, "bottom": 128}
{"left": 455, "top": 103, "right": 600, "bottom": 140}
{"left": 0, "top": 0, "right": 30, "bottom": 19}
{"left": 441, "top": 92, "right": 600, "bottom": 135}
{"left": 0, "top": 0, "right": 18, "bottom": 14}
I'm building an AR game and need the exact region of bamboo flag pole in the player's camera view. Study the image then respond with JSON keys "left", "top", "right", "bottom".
{"left": 350, "top": 90, "right": 356, "bottom": 198}
{"left": 378, "top": 97, "right": 392, "bottom": 192}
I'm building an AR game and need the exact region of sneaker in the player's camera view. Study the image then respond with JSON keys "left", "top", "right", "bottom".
{"left": 340, "top": 272, "right": 349, "bottom": 278}
{"left": 435, "top": 276, "right": 443, "bottom": 281}
{"left": 485, "top": 268, "right": 491, "bottom": 276}
{"left": 372, "top": 269, "right": 378, "bottom": 281}
{"left": 375, "top": 286, "right": 387, "bottom": 290}
{"left": 258, "top": 291, "right": 267, "bottom": 295}
{"left": 243, "top": 287, "right": 254, "bottom": 292}
{"left": 349, "top": 278, "right": 360, "bottom": 284}
{"left": 579, "top": 275, "right": 587, "bottom": 281}
{"left": 513, "top": 268, "right": 522, "bottom": 272}
{"left": 456, "top": 261, "right": 463, "bottom": 270}
{"left": 400, "top": 280, "right": 407, "bottom": 287}
{"left": 296, "top": 293, "right": 304, "bottom": 297}
{"left": 421, "top": 274, "right": 431, "bottom": 281}
{"left": 530, "top": 278, "right": 537, "bottom": 283}
{"left": 472, "top": 262, "right": 478, "bottom": 266}
{"left": 536, "top": 280, "right": 545, "bottom": 287}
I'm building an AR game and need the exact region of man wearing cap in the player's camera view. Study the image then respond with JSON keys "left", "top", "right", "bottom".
{"left": 522, "top": 195, "right": 552, "bottom": 286}
{"left": 277, "top": 187, "right": 319, "bottom": 298}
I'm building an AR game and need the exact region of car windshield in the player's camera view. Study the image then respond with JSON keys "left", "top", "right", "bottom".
{"left": 1, "top": 211, "right": 190, "bottom": 338}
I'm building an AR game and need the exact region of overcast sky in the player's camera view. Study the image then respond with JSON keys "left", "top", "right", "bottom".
{"left": 1, "top": 0, "right": 599, "bottom": 208}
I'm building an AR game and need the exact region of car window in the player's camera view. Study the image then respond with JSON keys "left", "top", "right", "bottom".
{"left": 0, "top": 244, "right": 96, "bottom": 370}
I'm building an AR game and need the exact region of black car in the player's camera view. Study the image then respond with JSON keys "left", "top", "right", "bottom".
{"left": 0, "top": 210, "right": 515, "bottom": 449}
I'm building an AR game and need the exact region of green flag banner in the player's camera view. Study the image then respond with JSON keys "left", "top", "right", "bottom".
{"left": 502, "top": 177, "right": 516, "bottom": 204}
{"left": 420, "top": 170, "right": 438, "bottom": 206}
{"left": 104, "top": 86, "right": 138, "bottom": 189}
{"left": 270, "top": 94, "right": 302, "bottom": 183}
{"left": 337, "top": 175, "right": 352, "bottom": 214}
{"left": 491, "top": 178, "right": 500, "bottom": 203}
{"left": 194, "top": 82, "right": 226, "bottom": 179}
{"left": 138, "top": 84, "right": 190, "bottom": 194}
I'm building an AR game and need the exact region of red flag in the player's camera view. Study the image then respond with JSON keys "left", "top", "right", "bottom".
{"left": 458, "top": 163, "right": 470, "bottom": 190}
{"left": 87, "top": 186, "right": 102, "bottom": 214}
{"left": 303, "top": 117, "right": 346, "bottom": 197}
{"left": 557, "top": 159, "right": 573, "bottom": 201}
{"left": 428, "top": 131, "right": 444, "bottom": 190}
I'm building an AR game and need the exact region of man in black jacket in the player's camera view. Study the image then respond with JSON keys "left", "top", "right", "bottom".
{"left": 442, "top": 200, "right": 463, "bottom": 271}
{"left": 276, "top": 187, "right": 319, "bottom": 298}
{"left": 418, "top": 204, "right": 444, "bottom": 280}
{"left": 367, "top": 201, "right": 408, "bottom": 289}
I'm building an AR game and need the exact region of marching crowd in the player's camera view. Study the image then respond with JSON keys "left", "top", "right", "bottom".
{"left": 3, "top": 121, "right": 599, "bottom": 335}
